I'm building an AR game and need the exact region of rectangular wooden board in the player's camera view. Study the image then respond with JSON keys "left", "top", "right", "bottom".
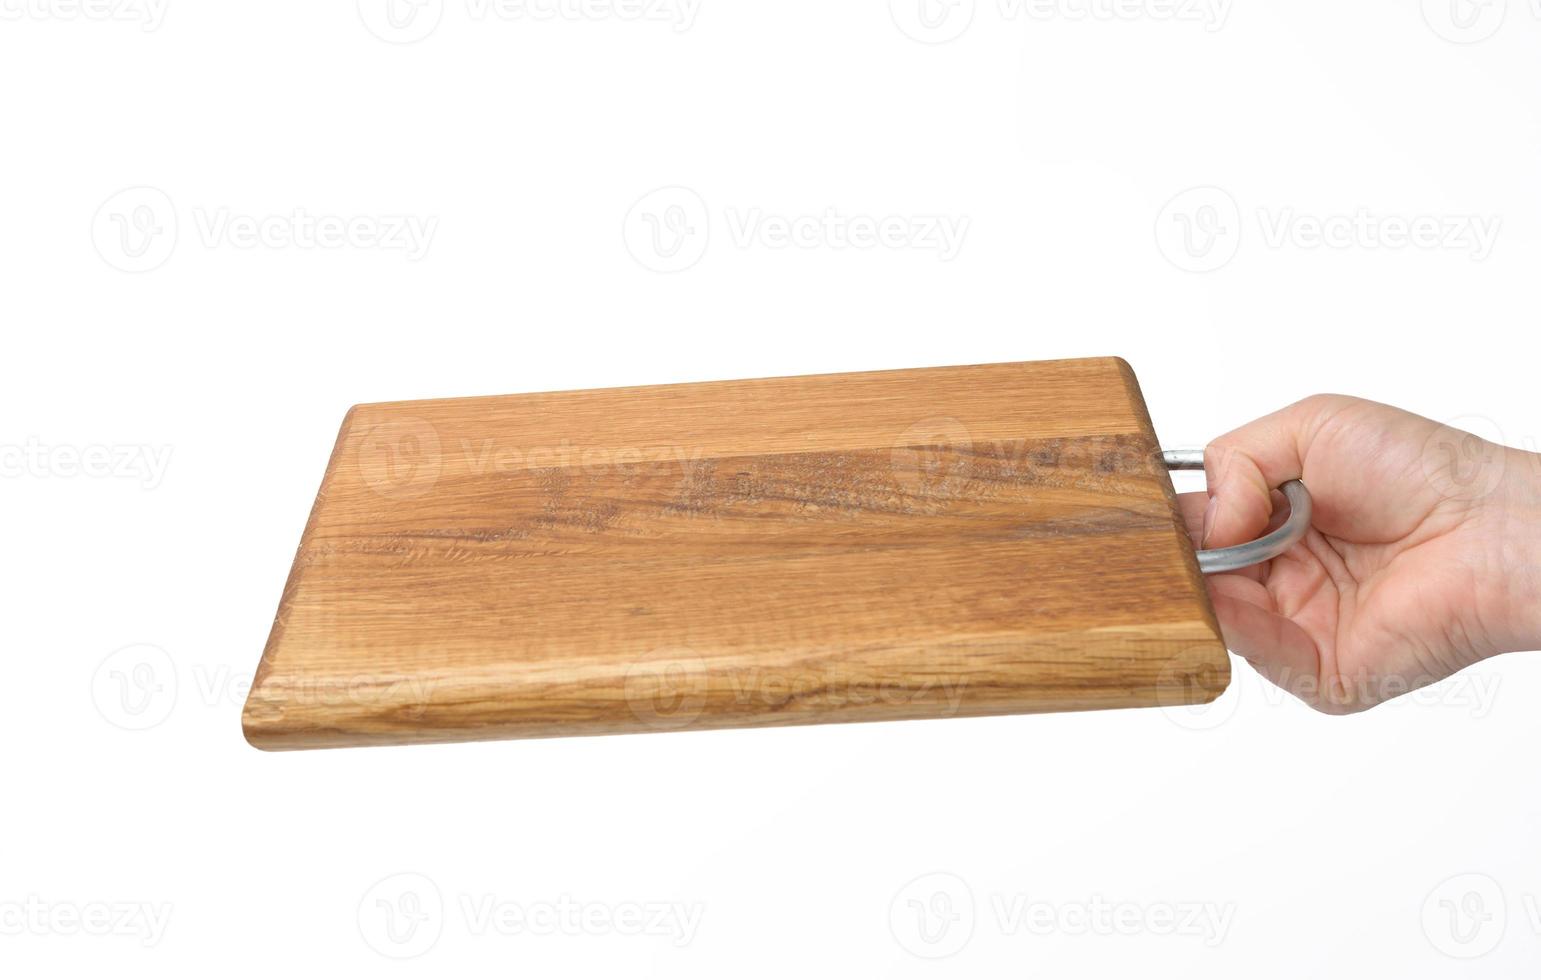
{"left": 243, "top": 357, "right": 1228, "bottom": 749}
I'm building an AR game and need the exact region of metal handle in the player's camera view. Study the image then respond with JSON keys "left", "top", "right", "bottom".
{"left": 1162, "top": 449, "right": 1313, "bottom": 574}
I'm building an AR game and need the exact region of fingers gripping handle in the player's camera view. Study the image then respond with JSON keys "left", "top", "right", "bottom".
{"left": 1162, "top": 449, "right": 1313, "bottom": 574}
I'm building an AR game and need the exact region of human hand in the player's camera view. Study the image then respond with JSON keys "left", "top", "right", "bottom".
{"left": 1177, "top": 395, "right": 1541, "bottom": 713}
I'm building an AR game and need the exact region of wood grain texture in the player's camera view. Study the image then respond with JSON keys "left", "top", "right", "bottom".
{"left": 243, "top": 358, "right": 1228, "bottom": 750}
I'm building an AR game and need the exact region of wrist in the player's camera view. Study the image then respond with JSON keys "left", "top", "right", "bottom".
{"left": 1492, "top": 446, "right": 1541, "bottom": 653}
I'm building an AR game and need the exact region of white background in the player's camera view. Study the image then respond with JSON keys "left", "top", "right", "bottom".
{"left": 4, "top": 0, "right": 1540, "bottom": 975}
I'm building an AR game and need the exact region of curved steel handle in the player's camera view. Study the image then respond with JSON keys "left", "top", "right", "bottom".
{"left": 1162, "top": 449, "right": 1313, "bottom": 574}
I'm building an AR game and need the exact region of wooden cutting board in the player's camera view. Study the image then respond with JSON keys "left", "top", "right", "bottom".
{"left": 243, "top": 358, "right": 1227, "bottom": 750}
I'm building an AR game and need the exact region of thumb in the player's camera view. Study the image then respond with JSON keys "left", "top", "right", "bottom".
{"left": 1201, "top": 395, "right": 1341, "bottom": 549}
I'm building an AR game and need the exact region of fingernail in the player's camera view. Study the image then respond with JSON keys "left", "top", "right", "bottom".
{"left": 1201, "top": 496, "right": 1219, "bottom": 547}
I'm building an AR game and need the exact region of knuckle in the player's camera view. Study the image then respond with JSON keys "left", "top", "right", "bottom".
{"left": 1293, "top": 392, "right": 1359, "bottom": 415}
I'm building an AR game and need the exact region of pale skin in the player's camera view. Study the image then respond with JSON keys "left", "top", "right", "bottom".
{"left": 1175, "top": 395, "right": 1541, "bottom": 713}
